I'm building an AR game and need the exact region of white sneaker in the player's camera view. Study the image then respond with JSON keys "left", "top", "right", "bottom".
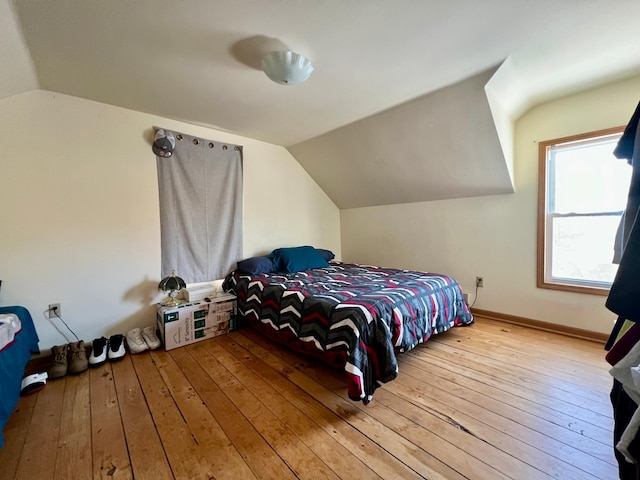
{"left": 108, "top": 334, "right": 126, "bottom": 361}
{"left": 89, "top": 337, "right": 108, "bottom": 367}
{"left": 142, "top": 326, "right": 161, "bottom": 350}
{"left": 126, "top": 328, "right": 148, "bottom": 354}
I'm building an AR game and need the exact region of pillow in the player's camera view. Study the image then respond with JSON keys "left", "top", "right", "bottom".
{"left": 315, "top": 248, "right": 335, "bottom": 262}
{"left": 236, "top": 255, "right": 275, "bottom": 275}
{"left": 270, "top": 246, "right": 330, "bottom": 273}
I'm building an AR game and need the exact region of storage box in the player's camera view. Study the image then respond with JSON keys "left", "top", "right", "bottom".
{"left": 157, "top": 294, "right": 237, "bottom": 351}
{"left": 178, "top": 284, "right": 218, "bottom": 302}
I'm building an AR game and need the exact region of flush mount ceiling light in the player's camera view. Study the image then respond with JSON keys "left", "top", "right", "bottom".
{"left": 261, "top": 51, "right": 314, "bottom": 86}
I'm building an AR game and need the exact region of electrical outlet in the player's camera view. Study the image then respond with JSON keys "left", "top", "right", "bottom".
{"left": 463, "top": 293, "right": 469, "bottom": 305}
{"left": 48, "top": 303, "right": 61, "bottom": 319}
{"left": 476, "top": 276, "right": 484, "bottom": 288}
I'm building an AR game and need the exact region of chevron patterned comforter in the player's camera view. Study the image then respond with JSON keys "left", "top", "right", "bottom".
{"left": 223, "top": 262, "right": 473, "bottom": 403}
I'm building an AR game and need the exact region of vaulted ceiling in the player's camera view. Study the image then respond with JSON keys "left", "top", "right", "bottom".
{"left": 3, "top": 0, "right": 640, "bottom": 208}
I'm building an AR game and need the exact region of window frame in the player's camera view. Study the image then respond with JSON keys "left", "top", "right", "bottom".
{"left": 536, "top": 126, "right": 625, "bottom": 296}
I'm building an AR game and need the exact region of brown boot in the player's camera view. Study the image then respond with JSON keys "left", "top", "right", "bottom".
{"left": 68, "top": 341, "right": 88, "bottom": 374}
{"left": 49, "top": 344, "right": 68, "bottom": 379}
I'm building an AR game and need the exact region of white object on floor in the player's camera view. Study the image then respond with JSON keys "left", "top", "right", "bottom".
{"left": 142, "top": 326, "right": 161, "bottom": 350}
{"left": 20, "top": 372, "right": 48, "bottom": 395}
{"left": 126, "top": 328, "right": 149, "bottom": 354}
{"left": 108, "top": 334, "right": 126, "bottom": 361}
{"left": 89, "top": 337, "right": 108, "bottom": 367}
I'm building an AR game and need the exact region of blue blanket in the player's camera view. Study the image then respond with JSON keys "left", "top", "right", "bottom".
{"left": 0, "top": 306, "right": 39, "bottom": 448}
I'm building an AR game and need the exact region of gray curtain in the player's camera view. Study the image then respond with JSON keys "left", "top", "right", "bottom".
{"left": 156, "top": 128, "right": 242, "bottom": 283}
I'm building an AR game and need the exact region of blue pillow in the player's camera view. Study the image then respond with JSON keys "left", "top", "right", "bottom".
{"left": 270, "top": 246, "right": 330, "bottom": 273}
{"left": 316, "top": 248, "right": 335, "bottom": 262}
{"left": 236, "top": 256, "right": 275, "bottom": 275}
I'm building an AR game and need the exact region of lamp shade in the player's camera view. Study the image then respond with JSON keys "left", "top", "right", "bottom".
{"left": 158, "top": 271, "right": 186, "bottom": 292}
{"left": 158, "top": 270, "right": 186, "bottom": 306}
{"left": 261, "top": 51, "right": 314, "bottom": 86}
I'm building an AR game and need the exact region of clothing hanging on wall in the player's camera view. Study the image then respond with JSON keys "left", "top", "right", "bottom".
{"left": 609, "top": 318, "right": 640, "bottom": 477}
{"left": 606, "top": 100, "right": 640, "bottom": 347}
{"left": 611, "top": 380, "right": 640, "bottom": 479}
{"left": 608, "top": 217, "right": 640, "bottom": 323}
{"left": 606, "top": 100, "right": 640, "bottom": 479}
{"left": 608, "top": 323, "right": 640, "bottom": 366}
{"left": 614, "top": 100, "right": 640, "bottom": 250}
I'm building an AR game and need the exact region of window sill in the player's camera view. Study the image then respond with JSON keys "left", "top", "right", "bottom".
{"left": 537, "top": 280, "right": 609, "bottom": 296}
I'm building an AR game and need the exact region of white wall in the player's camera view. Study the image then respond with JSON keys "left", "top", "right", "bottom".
{"left": 0, "top": 90, "right": 340, "bottom": 350}
{"left": 341, "top": 73, "right": 640, "bottom": 335}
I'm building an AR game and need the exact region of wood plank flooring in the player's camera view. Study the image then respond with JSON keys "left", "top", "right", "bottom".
{"left": 0, "top": 318, "right": 617, "bottom": 479}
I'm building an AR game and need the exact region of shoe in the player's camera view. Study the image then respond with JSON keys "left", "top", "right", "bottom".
{"left": 68, "top": 341, "right": 89, "bottom": 374}
{"left": 21, "top": 372, "right": 47, "bottom": 396}
{"left": 142, "top": 326, "right": 161, "bottom": 350}
{"left": 108, "top": 334, "right": 126, "bottom": 361}
{"left": 49, "top": 344, "right": 68, "bottom": 379}
{"left": 126, "top": 328, "right": 149, "bottom": 354}
{"left": 89, "top": 337, "right": 108, "bottom": 367}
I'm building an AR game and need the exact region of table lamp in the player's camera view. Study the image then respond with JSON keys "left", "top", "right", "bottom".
{"left": 158, "top": 270, "right": 186, "bottom": 307}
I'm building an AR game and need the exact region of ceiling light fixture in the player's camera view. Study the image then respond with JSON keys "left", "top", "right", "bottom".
{"left": 261, "top": 51, "right": 314, "bottom": 86}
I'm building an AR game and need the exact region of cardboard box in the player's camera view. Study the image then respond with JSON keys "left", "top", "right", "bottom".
{"left": 178, "top": 284, "right": 218, "bottom": 302}
{"left": 157, "top": 294, "right": 237, "bottom": 351}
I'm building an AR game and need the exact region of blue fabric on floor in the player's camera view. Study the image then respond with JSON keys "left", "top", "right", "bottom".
{"left": 0, "top": 306, "right": 39, "bottom": 448}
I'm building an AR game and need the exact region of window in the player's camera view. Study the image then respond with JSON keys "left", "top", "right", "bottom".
{"left": 156, "top": 128, "right": 243, "bottom": 284}
{"left": 537, "top": 127, "right": 631, "bottom": 295}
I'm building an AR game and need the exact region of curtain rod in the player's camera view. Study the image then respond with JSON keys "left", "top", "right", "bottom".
{"left": 153, "top": 126, "right": 242, "bottom": 152}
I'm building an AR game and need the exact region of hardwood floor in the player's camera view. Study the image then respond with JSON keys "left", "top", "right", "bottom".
{"left": 0, "top": 317, "right": 617, "bottom": 479}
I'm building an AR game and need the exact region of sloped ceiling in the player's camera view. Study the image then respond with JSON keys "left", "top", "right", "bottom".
{"left": 4, "top": 0, "right": 640, "bottom": 208}
{"left": 289, "top": 67, "right": 513, "bottom": 208}
{"left": 0, "top": 0, "right": 38, "bottom": 99}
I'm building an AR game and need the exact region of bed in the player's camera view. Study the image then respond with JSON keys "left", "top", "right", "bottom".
{"left": 223, "top": 251, "right": 473, "bottom": 404}
{"left": 0, "top": 306, "right": 40, "bottom": 448}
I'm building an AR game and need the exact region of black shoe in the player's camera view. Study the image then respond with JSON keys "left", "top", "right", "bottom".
{"left": 107, "top": 334, "right": 126, "bottom": 362}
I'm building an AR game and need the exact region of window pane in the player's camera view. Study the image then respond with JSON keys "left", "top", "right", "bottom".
{"left": 550, "top": 215, "right": 621, "bottom": 284}
{"left": 551, "top": 139, "right": 630, "bottom": 214}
